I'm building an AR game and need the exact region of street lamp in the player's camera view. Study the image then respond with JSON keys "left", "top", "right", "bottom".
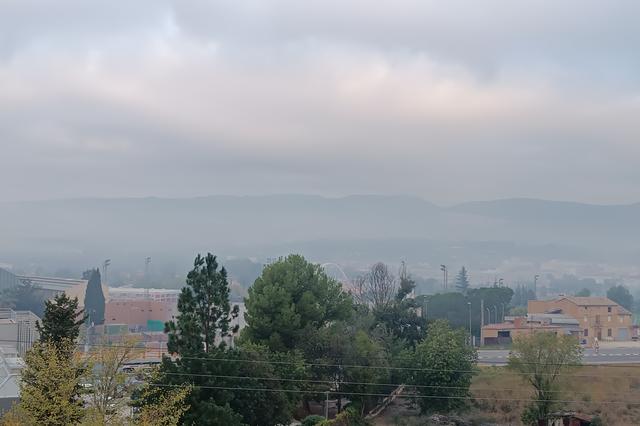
{"left": 440, "top": 265, "right": 448, "bottom": 290}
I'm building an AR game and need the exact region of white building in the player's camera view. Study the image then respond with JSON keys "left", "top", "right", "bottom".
{"left": 0, "top": 309, "right": 40, "bottom": 357}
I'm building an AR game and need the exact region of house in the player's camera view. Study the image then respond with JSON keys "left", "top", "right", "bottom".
{"left": 550, "top": 411, "right": 594, "bottom": 426}
{"left": 481, "top": 314, "right": 581, "bottom": 346}
{"left": 529, "top": 296, "right": 633, "bottom": 345}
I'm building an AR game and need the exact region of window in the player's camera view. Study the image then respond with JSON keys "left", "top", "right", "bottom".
{"left": 584, "top": 316, "right": 588, "bottom": 322}
{"left": 584, "top": 329, "right": 588, "bottom": 337}
{"left": 607, "top": 329, "right": 612, "bottom": 337}
{"left": 608, "top": 315, "right": 611, "bottom": 322}
{"left": 608, "top": 306, "right": 612, "bottom": 313}
{"left": 620, "top": 317, "right": 624, "bottom": 324}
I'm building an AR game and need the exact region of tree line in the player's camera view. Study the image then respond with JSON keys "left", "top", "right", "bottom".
{"left": 1, "top": 253, "right": 586, "bottom": 425}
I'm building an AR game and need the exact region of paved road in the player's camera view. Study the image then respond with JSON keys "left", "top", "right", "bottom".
{"left": 479, "top": 347, "right": 640, "bottom": 365}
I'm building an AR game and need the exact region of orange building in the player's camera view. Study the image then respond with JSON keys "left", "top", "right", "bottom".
{"left": 528, "top": 296, "right": 633, "bottom": 345}
{"left": 105, "top": 299, "right": 177, "bottom": 330}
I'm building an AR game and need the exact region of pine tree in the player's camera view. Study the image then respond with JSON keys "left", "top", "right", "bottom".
{"left": 455, "top": 266, "right": 470, "bottom": 293}
{"left": 36, "top": 292, "right": 84, "bottom": 351}
{"left": 166, "top": 253, "right": 239, "bottom": 354}
{"left": 83, "top": 268, "right": 105, "bottom": 325}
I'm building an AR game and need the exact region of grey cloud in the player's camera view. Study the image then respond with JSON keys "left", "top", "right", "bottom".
{"left": 1, "top": 1, "right": 640, "bottom": 203}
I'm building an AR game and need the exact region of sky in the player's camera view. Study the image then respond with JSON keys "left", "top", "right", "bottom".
{"left": 2, "top": 0, "right": 640, "bottom": 205}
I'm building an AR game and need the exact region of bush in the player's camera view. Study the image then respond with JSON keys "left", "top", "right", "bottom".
{"left": 302, "top": 415, "right": 326, "bottom": 426}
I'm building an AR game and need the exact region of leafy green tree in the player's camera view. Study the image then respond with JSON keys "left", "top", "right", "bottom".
{"left": 83, "top": 269, "right": 105, "bottom": 325}
{"left": 455, "top": 267, "right": 470, "bottom": 293}
{"left": 135, "top": 380, "right": 191, "bottom": 426}
{"left": 508, "top": 333, "right": 582, "bottom": 425}
{"left": 18, "top": 341, "right": 84, "bottom": 426}
{"left": 412, "top": 320, "right": 476, "bottom": 413}
{"left": 607, "top": 284, "right": 634, "bottom": 312}
{"left": 243, "top": 254, "right": 352, "bottom": 355}
{"left": 37, "top": 293, "right": 84, "bottom": 353}
{"left": 316, "top": 324, "right": 391, "bottom": 415}
{"left": 575, "top": 288, "right": 591, "bottom": 297}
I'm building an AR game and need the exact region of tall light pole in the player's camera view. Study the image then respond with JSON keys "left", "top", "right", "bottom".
{"left": 534, "top": 274, "right": 539, "bottom": 299}
{"left": 486, "top": 307, "right": 491, "bottom": 324}
{"left": 440, "top": 264, "right": 448, "bottom": 290}
{"left": 103, "top": 259, "right": 111, "bottom": 284}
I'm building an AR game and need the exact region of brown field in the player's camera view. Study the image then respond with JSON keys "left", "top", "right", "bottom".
{"left": 375, "top": 365, "right": 640, "bottom": 426}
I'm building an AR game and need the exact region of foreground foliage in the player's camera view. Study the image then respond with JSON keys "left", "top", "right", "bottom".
{"left": 412, "top": 320, "right": 477, "bottom": 413}
{"left": 508, "top": 332, "right": 582, "bottom": 425}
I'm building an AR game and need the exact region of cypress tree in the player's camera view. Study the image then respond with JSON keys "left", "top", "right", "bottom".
{"left": 83, "top": 268, "right": 105, "bottom": 325}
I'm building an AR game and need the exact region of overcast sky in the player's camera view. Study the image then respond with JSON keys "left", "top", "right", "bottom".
{"left": 2, "top": 0, "right": 640, "bottom": 205}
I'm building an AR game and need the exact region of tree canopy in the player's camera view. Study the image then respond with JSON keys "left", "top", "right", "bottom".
{"left": 243, "top": 254, "right": 352, "bottom": 354}
{"left": 455, "top": 266, "right": 470, "bottom": 293}
{"left": 607, "top": 284, "right": 634, "bottom": 312}
{"left": 166, "top": 253, "right": 239, "bottom": 354}
{"left": 508, "top": 332, "right": 582, "bottom": 425}
{"left": 412, "top": 320, "right": 477, "bottom": 413}
{"left": 36, "top": 292, "right": 84, "bottom": 352}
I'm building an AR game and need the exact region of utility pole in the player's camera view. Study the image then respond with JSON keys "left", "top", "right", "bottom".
{"left": 440, "top": 264, "right": 448, "bottom": 290}
{"left": 103, "top": 259, "right": 111, "bottom": 284}
{"left": 325, "top": 391, "right": 329, "bottom": 419}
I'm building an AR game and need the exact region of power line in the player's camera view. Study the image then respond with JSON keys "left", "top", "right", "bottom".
{"left": 139, "top": 383, "right": 640, "bottom": 405}
{"left": 9, "top": 339, "right": 640, "bottom": 377}
{"left": 118, "top": 371, "right": 635, "bottom": 397}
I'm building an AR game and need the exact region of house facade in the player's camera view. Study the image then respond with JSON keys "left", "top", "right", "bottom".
{"left": 528, "top": 296, "right": 633, "bottom": 345}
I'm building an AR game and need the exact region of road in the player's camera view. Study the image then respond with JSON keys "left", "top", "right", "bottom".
{"left": 479, "top": 347, "right": 640, "bottom": 365}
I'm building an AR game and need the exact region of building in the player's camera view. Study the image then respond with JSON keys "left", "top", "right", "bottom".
{"left": 105, "top": 299, "right": 177, "bottom": 331}
{"left": 0, "top": 309, "right": 40, "bottom": 357}
{"left": 16, "top": 275, "right": 102, "bottom": 307}
{"left": 481, "top": 314, "right": 581, "bottom": 346}
{"left": 528, "top": 296, "right": 633, "bottom": 345}
{"left": 0, "top": 268, "right": 21, "bottom": 292}
{"left": 0, "top": 346, "right": 24, "bottom": 414}
{"left": 108, "top": 287, "right": 180, "bottom": 304}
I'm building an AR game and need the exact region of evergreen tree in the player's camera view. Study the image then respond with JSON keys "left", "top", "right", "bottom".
{"left": 83, "top": 268, "right": 105, "bottom": 325}
{"left": 455, "top": 266, "right": 470, "bottom": 293}
{"left": 143, "top": 253, "right": 302, "bottom": 426}
{"left": 243, "top": 254, "right": 352, "bottom": 355}
{"left": 36, "top": 293, "right": 84, "bottom": 351}
{"left": 166, "top": 253, "right": 239, "bottom": 354}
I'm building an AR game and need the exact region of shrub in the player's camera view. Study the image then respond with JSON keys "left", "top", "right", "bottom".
{"left": 302, "top": 415, "right": 326, "bottom": 426}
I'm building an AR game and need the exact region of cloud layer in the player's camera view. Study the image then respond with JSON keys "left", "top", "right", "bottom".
{"left": 2, "top": 0, "right": 640, "bottom": 203}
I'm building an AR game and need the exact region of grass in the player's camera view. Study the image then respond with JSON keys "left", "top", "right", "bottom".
{"left": 469, "top": 365, "right": 640, "bottom": 425}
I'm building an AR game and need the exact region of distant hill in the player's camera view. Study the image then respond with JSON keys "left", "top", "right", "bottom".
{"left": 0, "top": 195, "right": 638, "bottom": 270}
